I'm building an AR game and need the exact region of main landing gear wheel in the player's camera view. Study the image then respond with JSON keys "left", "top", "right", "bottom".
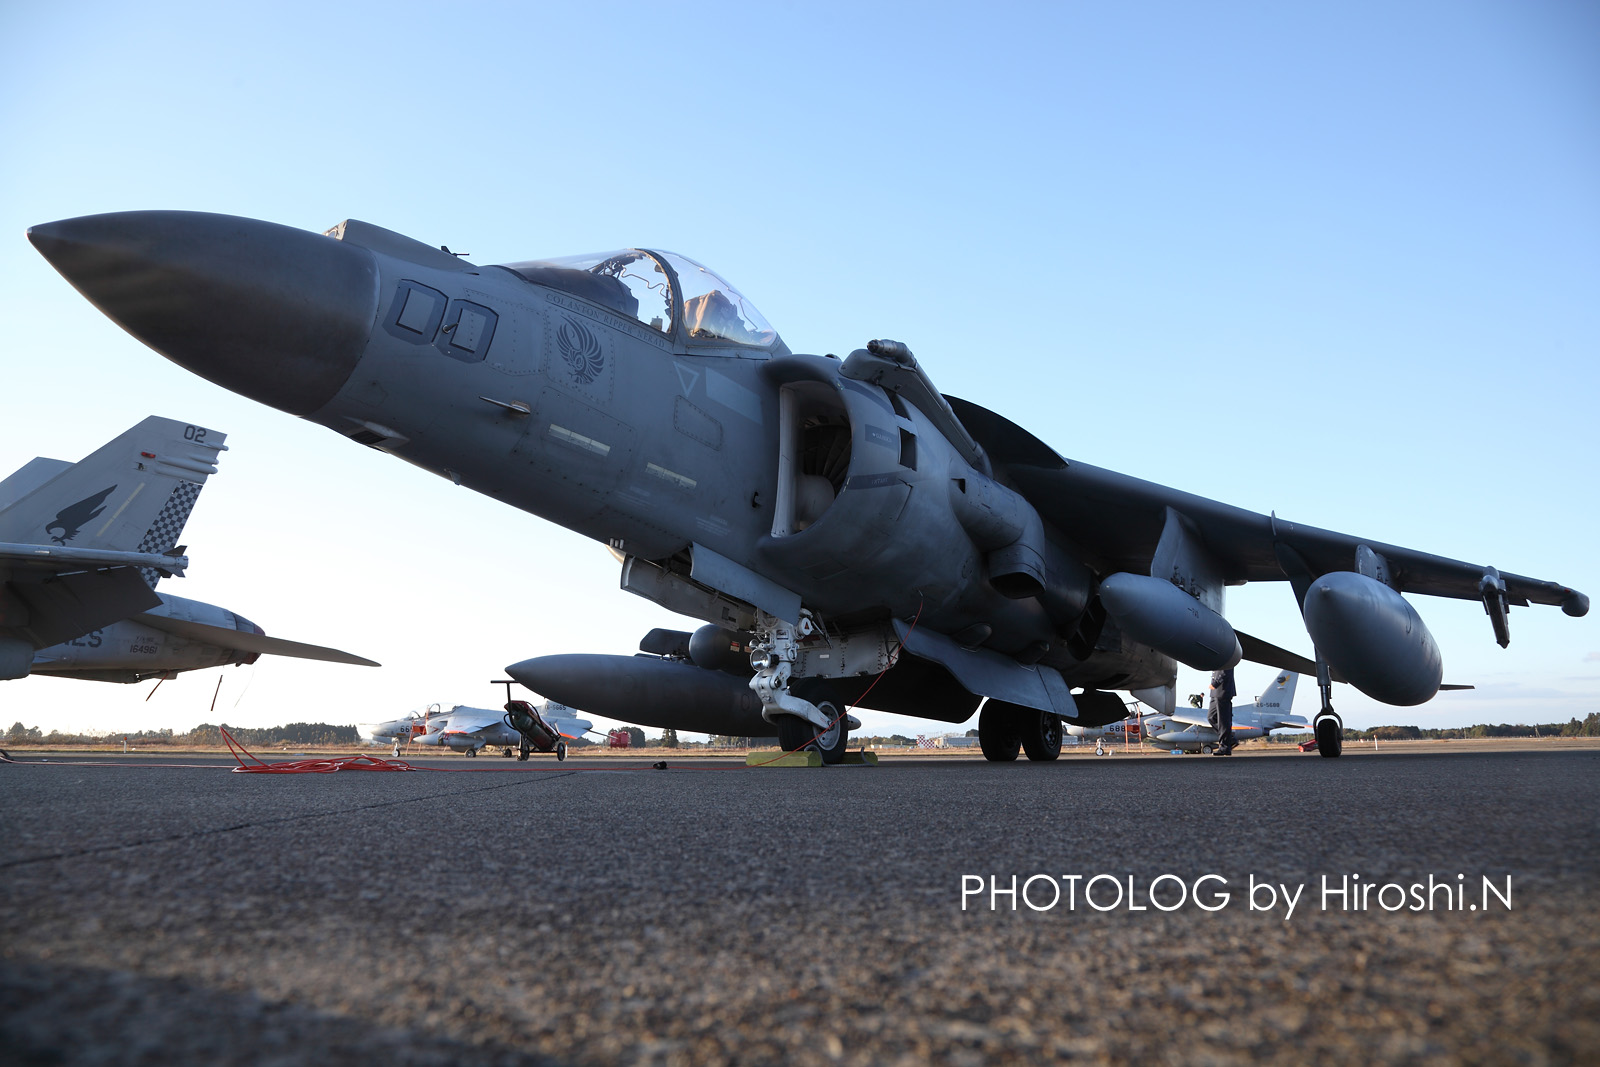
{"left": 776, "top": 704, "right": 848, "bottom": 764}
{"left": 555, "top": 742, "right": 567, "bottom": 762}
{"left": 465, "top": 747, "right": 478, "bottom": 758}
{"left": 1021, "top": 711, "right": 1063, "bottom": 762}
{"left": 502, "top": 747, "right": 514, "bottom": 758}
{"left": 978, "top": 703, "right": 1021, "bottom": 762}
{"left": 1314, "top": 714, "right": 1343, "bottom": 758}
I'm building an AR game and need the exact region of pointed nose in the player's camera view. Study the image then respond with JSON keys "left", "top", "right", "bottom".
{"left": 29, "top": 211, "right": 380, "bottom": 416}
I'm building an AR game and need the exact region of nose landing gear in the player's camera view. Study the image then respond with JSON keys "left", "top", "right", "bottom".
{"left": 750, "top": 610, "right": 850, "bottom": 764}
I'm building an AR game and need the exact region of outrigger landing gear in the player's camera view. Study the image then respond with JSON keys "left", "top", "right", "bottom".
{"left": 1314, "top": 654, "right": 1343, "bottom": 758}
{"left": 518, "top": 740, "right": 531, "bottom": 762}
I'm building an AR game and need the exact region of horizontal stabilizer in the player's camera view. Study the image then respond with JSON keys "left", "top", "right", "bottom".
{"left": 131, "top": 612, "right": 379, "bottom": 666}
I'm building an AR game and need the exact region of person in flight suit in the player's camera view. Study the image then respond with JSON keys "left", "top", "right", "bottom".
{"left": 1208, "top": 667, "right": 1237, "bottom": 755}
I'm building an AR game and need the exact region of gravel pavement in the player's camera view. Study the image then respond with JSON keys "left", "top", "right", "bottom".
{"left": 2, "top": 746, "right": 1596, "bottom": 1065}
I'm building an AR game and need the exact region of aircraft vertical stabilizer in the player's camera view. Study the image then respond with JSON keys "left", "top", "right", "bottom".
{"left": 0, "top": 417, "right": 226, "bottom": 567}
{"left": 0, "top": 417, "right": 228, "bottom": 654}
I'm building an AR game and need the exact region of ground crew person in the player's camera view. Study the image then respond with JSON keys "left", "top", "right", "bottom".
{"left": 1209, "top": 667, "right": 1237, "bottom": 755}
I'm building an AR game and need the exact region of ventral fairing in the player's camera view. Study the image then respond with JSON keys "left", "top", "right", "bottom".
{"left": 27, "top": 211, "right": 1588, "bottom": 760}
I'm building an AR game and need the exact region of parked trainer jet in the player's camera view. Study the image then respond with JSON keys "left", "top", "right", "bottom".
{"left": 1141, "top": 672, "right": 1309, "bottom": 753}
{"left": 27, "top": 211, "right": 1588, "bottom": 760}
{"left": 1, "top": 416, "right": 377, "bottom": 683}
{"left": 410, "top": 702, "right": 592, "bottom": 758}
{"left": 357, "top": 708, "right": 427, "bottom": 754}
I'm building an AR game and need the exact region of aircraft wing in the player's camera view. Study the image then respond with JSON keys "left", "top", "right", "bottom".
{"left": 131, "top": 612, "right": 379, "bottom": 666}
{"left": 947, "top": 397, "right": 1587, "bottom": 619}
{"left": 434, "top": 708, "right": 504, "bottom": 734}
{"left": 547, "top": 716, "right": 593, "bottom": 740}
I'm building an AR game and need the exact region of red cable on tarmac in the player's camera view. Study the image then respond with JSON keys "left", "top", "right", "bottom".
{"left": 223, "top": 727, "right": 418, "bottom": 773}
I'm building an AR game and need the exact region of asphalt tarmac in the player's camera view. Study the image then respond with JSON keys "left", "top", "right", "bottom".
{"left": 2, "top": 745, "right": 1596, "bottom": 1065}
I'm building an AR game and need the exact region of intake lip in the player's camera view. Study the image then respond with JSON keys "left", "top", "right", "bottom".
{"left": 29, "top": 210, "right": 380, "bottom": 416}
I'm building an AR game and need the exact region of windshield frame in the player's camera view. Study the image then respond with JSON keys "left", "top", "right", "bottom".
{"left": 496, "top": 248, "right": 784, "bottom": 355}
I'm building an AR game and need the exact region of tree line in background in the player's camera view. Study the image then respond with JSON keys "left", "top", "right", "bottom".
{"left": 1339, "top": 714, "right": 1600, "bottom": 739}
{"left": 4, "top": 722, "right": 359, "bottom": 746}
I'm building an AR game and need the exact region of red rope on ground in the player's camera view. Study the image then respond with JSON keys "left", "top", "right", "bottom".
{"left": 748, "top": 599, "right": 924, "bottom": 767}
{"left": 222, "top": 727, "right": 419, "bottom": 773}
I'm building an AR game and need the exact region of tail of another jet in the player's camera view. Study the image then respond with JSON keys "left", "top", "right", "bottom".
{"left": 1248, "top": 671, "right": 1297, "bottom": 715}
{"left": 0, "top": 417, "right": 226, "bottom": 587}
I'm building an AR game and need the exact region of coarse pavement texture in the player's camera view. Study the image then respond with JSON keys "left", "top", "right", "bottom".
{"left": 2, "top": 745, "right": 1597, "bottom": 1065}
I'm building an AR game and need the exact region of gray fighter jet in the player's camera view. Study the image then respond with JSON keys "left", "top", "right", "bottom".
{"left": 1, "top": 415, "right": 377, "bottom": 683}
{"left": 25, "top": 212, "right": 1588, "bottom": 759}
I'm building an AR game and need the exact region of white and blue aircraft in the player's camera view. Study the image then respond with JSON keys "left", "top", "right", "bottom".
{"left": 1141, "top": 673, "right": 1308, "bottom": 753}
{"left": 408, "top": 702, "right": 594, "bottom": 758}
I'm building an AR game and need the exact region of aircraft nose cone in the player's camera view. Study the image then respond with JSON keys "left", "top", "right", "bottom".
{"left": 28, "top": 211, "right": 380, "bottom": 416}
{"left": 505, "top": 656, "right": 571, "bottom": 700}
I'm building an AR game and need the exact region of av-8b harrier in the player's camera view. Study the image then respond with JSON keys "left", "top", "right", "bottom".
{"left": 26, "top": 211, "right": 1588, "bottom": 760}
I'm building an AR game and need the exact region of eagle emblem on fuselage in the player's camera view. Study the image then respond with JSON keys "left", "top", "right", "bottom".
{"left": 46, "top": 485, "right": 117, "bottom": 545}
{"left": 555, "top": 317, "right": 605, "bottom": 385}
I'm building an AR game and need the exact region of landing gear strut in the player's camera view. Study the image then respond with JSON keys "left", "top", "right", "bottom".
{"left": 1314, "top": 654, "right": 1343, "bottom": 758}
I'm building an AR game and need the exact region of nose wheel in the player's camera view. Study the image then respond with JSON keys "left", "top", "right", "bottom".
{"left": 775, "top": 701, "right": 848, "bottom": 763}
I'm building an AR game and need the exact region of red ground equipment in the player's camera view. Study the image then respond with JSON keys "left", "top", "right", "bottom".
{"left": 503, "top": 700, "right": 567, "bottom": 761}
{"left": 606, "top": 728, "right": 632, "bottom": 749}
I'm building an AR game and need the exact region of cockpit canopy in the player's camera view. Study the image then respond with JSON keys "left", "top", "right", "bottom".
{"left": 498, "top": 249, "right": 778, "bottom": 349}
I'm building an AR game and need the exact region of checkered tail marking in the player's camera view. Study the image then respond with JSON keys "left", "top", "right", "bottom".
{"left": 136, "top": 481, "right": 202, "bottom": 587}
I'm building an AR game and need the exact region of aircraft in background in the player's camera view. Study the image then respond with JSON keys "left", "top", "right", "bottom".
{"left": 1141, "top": 673, "right": 1309, "bottom": 753}
{"left": 1, "top": 416, "right": 377, "bottom": 684}
{"left": 29, "top": 211, "right": 1588, "bottom": 762}
{"left": 357, "top": 709, "right": 427, "bottom": 754}
{"left": 410, "top": 702, "right": 594, "bottom": 758}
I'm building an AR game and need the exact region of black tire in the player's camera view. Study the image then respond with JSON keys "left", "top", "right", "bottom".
{"left": 979, "top": 703, "right": 1022, "bottom": 762}
{"left": 465, "top": 747, "right": 477, "bottom": 758}
{"left": 556, "top": 742, "right": 567, "bottom": 762}
{"left": 776, "top": 713, "right": 818, "bottom": 755}
{"left": 1315, "top": 716, "right": 1343, "bottom": 758}
{"left": 813, "top": 701, "right": 848, "bottom": 764}
{"left": 1021, "top": 711, "right": 1063, "bottom": 762}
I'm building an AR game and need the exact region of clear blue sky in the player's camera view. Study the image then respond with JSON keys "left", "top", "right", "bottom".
{"left": 2, "top": 0, "right": 1596, "bottom": 737}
